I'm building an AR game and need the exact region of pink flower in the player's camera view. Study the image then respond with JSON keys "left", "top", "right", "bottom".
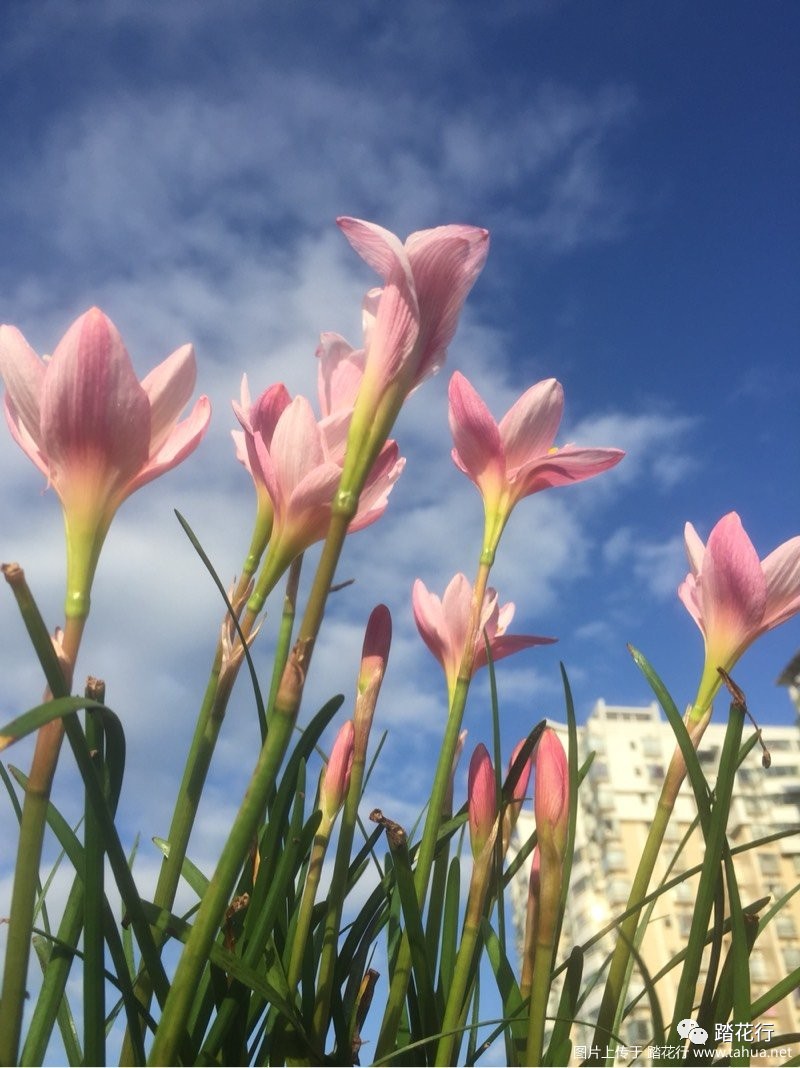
{"left": 448, "top": 371, "right": 624, "bottom": 555}
{"left": 468, "top": 743, "right": 496, "bottom": 857}
{"left": 335, "top": 218, "right": 489, "bottom": 491}
{"left": 235, "top": 387, "right": 404, "bottom": 570}
{"left": 232, "top": 375, "right": 292, "bottom": 528}
{"left": 533, "top": 728, "right": 569, "bottom": 859}
{"left": 320, "top": 720, "right": 355, "bottom": 821}
{"left": 316, "top": 331, "right": 366, "bottom": 418}
{"left": 678, "top": 512, "right": 800, "bottom": 711}
{"left": 0, "top": 307, "right": 210, "bottom": 616}
{"left": 412, "top": 572, "right": 555, "bottom": 697}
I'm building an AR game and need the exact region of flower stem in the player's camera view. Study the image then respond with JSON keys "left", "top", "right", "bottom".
{"left": 149, "top": 505, "right": 355, "bottom": 1066}
{"left": 435, "top": 843, "right": 494, "bottom": 1066}
{"left": 0, "top": 571, "right": 84, "bottom": 1068}
{"left": 589, "top": 702, "right": 713, "bottom": 1062}
{"left": 375, "top": 559, "right": 491, "bottom": 1060}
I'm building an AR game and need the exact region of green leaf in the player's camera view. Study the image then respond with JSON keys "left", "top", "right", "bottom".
{"left": 0, "top": 696, "right": 107, "bottom": 749}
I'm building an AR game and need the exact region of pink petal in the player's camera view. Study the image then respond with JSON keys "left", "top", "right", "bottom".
{"left": 499, "top": 379, "right": 563, "bottom": 471}
{"left": 40, "top": 308, "right": 151, "bottom": 500}
{"left": 412, "top": 579, "right": 454, "bottom": 677}
{"left": 683, "top": 521, "right": 706, "bottom": 575}
{"left": 0, "top": 325, "right": 45, "bottom": 453}
{"left": 512, "top": 446, "right": 625, "bottom": 497}
{"left": 349, "top": 441, "right": 405, "bottom": 533}
{"left": 762, "top": 535, "right": 800, "bottom": 630}
{"left": 404, "top": 224, "right": 490, "bottom": 384}
{"left": 127, "top": 395, "right": 211, "bottom": 495}
{"left": 4, "top": 395, "right": 49, "bottom": 476}
{"left": 473, "top": 632, "right": 557, "bottom": 672}
{"left": 316, "top": 332, "right": 365, "bottom": 416}
{"left": 440, "top": 572, "right": 476, "bottom": 676}
{"left": 677, "top": 572, "right": 704, "bottom": 634}
{"left": 701, "top": 513, "right": 767, "bottom": 659}
{"left": 140, "top": 343, "right": 197, "bottom": 455}
{"left": 269, "top": 396, "right": 325, "bottom": 497}
{"left": 337, "top": 217, "right": 412, "bottom": 280}
{"left": 448, "top": 372, "right": 504, "bottom": 489}
{"left": 283, "top": 461, "right": 342, "bottom": 544}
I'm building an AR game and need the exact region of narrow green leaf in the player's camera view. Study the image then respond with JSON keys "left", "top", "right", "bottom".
{"left": 0, "top": 696, "right": 106, "bottom": 748}
{"left": 175, "top": 508, "right": 266, "bottom": 730}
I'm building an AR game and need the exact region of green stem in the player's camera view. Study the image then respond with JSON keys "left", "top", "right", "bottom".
{"left": 286, "top": 820, "right": 333, "bottom": 993}
{"left": 265, "top": 555, "right": 303, "bottom": 729}
{"left": 375, "top": 560, "right": 491, "bottom": 1061}
{"left": 435, "top": 846, "right": 493, "bottom": 1066}
{"left": 667, "top": 701, "right": 745, "bottom": 1044}
{"left": 0, "top": 570, "right": 84, "bottom": 1067}
{"left": 120, "top": 547, "right": 287, "bottom": 1064}
{"left": 83, "top": 679, "right": 107, "bottom": 1068}
{"left": 525, "top": 845, "right": 562, "bottom": 1067}
{"left": 149, "top": 506, "right": 355, "bottom": 1066}
{"left": 590, "top": 703, "right": 712, "bottom": 1062}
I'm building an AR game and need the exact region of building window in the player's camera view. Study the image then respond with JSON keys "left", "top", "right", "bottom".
{"left": 758, "top": 854, "right": 780, "bottom": 876}
{"left": 776, "top": 915, "right": 798, "bottom": 939}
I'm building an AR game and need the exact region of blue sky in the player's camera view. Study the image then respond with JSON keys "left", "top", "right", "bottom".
{"left": 1, "top": 1, "right": 798, "bottom": 1057}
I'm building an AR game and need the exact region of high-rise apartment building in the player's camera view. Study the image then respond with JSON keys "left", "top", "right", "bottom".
{"left": 512, "top": 700, "right": 800, "bottom": 1062}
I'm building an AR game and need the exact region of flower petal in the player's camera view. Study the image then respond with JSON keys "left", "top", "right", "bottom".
{"left": 762, "top": 535, "right": 800, "bottom": 630}
{"left": 405, "top": 224, "right": 490, "bottom": 384}
{"left": 0, "top": 325, "right": 45, "bottom": 453}
{"left": 499, "top": 379, "right": 563, "bottom": 471}
{"left": 40, "top": 308, "right": 151, "bottom": 502}
{"left": 701, "top": 513, "right": 767, "bottom": 664}
{"left": 316, "top": 332, "right": 365, "bottom": 416}
{"left": 127, "top": 395, "right": 211, "bottom": 495}
{"left": 448, "top": 371, "right": 504, "bottom": 493}
{"left": 512, "top": 446, "right": 625, "bottom": 497}
{"left": 140, "top": 343, "right": 197, "bottom": 455}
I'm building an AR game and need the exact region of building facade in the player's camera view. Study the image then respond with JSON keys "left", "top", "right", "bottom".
{"left": 512, "top": 700, "right": 800, "bottom": 1062}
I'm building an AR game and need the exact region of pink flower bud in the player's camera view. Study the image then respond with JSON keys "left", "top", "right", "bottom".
{"left": 533, "top": 728, "right": 568, "bottom": 859}
{"left": 320, "top": 720, "right": 355, "bottom": 822}
{"left": 467, "top": 743, "right": 496, "bottom": 857}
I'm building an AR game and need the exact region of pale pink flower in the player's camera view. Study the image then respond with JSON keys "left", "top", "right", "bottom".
{"left": 468, "top": 743, "right": 496, "bottom": 857}
{"left": 335, "top": 219, "right": 489, "bottom": 490}
{"left": 412, "top": 572, "right": 555, "bottom": 696}
{"left": 320, "top": 720, "right": 355, "bottom": 821}
{"left": 678, "top": 512, "right": 800, "bottom": 710}
{"left": 240, "top": 391, "right": 404, "bottom": 566}
{"left": 232, "top": 375, "right": 291, "bottom": 525}
{"left": 533, "top": 728, "right": 569, "bottom": 859}
{"left": 316, "top": 331, "right": 366, "bottom": 418}
{"left": 448, "top": 371, "right": 624, "bottom": 554}
{"left": 0, "top": 307, "right": 210, "bottom": 616}
{"left": 338, "top": 218, "right": 490, "bottom": 399}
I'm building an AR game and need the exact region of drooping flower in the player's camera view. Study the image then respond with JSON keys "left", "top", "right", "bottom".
{"left": 335, "top": 217, "right": 489, "bottom": 492}
{"left": 0, "top": 307, "right": 210, "bottom": 617}
{"left": 678, "top": 512, "right": 800, "bottom": 714}
{"left": 412, "top": 572, "right": 555, "bottom": 698}
{"left": 448, "top": 371, "right": 624, "bottom": 559}
{"left": 468, "top": 743, "right": 496, "bottom": 857}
